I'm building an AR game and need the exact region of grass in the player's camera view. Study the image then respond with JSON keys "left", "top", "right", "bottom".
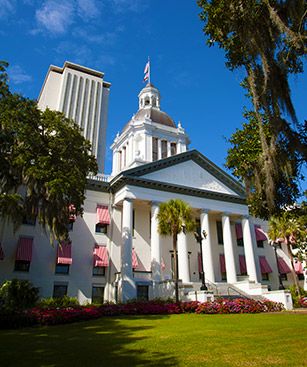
{"left": 0, "top": 313, "right": 306, "bottom": 367}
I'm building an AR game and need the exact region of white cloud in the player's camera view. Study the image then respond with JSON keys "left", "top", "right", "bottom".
{"left": 111, "top": 0, "right": 149, "bottom": 13}
{"left": 9, "top": 65, "right": 32, "bottom": 85}
{"left": 77, "top": 0, "right": 100, "bottom": 19}
{"left": 35, "top": 0, "right": 75, "bottom": 34}
{"left": 0, "top": 0, "right": 16, "bottom": 19}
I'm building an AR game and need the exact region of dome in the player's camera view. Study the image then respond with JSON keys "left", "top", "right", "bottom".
{"left": 123, "top": 107, "right": 176, "bottom": 132}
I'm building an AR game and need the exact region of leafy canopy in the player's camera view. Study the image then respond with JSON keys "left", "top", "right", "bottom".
{"left": 157, "top": 199, "right": 195, "bottom": 237}
{"left": 198, "top": 1, "right": 307, "bottom": 217}
{"left": 0, "top": 61, "right": 98, "bottom": 241}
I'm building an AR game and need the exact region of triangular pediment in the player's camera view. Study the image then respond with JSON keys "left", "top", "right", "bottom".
{"left": 117, "top": 150, "right": 245, "bottom": 198}
{"left": 142, "top": 160, "right": 238, "bottom": 195}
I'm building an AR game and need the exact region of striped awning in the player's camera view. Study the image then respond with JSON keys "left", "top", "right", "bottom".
{"left": 68, "top": 204, "right": 76, "bottom": 222}
{"left": 96, "top": 205, "right": 110, "bottom": 224}
{"left": 219, "top": 254, "right": 226, "bottom": 273}
{"left": 161, "top": 257, "right": 166, "bottom": 271}
{"left": 235, "top": 224, "right": 243, "bottom": 240}
{"left": 294, "top": 260, "right": 303, "bottom": 274}
{"left": 0, "top": 243, "right": 4, "bottom": 260}
{"left": 259, "top": 256, "right": 272, "bottom": 274}
{"left": 93, "top": 244, "right": 109, "bottom": 267}
{"left": 255, "top": 225, "right": 267, "bottom": 241}
{"left": 57, "top": 242, "right": 72, "bottom": 265}
{"left": 277, "top": 257, "right": 291, "bottom": 274}
{"left": 198, "top": 252, "right": 203, "bottom": 273}
{"left": 132, "top": 248, "right": 139, "bottom": 269}
{"left": 16, "top": 237, "right": 33, "bottom": 262}
{"left": 239, "top": 254, "right": 247, "bottom": 274}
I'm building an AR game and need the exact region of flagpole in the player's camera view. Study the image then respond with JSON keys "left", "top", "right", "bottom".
{"left": 148, "top": 56, "right": 151, "bottom": 84}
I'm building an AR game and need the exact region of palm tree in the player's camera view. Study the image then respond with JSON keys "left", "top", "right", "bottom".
{"left": 268, "top": 212, "right": 303, "bottom": 295}
{"left": 157, "top": 199, "right": 195, "bottom": 303}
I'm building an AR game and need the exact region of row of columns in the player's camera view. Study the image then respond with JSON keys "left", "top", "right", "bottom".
{"left": 120, "top": 199, "right": 260, "bottom": 301}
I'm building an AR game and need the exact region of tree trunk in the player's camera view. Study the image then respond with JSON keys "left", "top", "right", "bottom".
{"left": 173, "top": 231, "right": 179, "bottom": 303}
{"left": 287, "top": 242, "right": 301, "bottom": 296}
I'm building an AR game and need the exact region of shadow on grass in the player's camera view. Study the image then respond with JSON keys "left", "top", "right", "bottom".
{"left": 0, "top": 315, "right": 179, "bottom": 367}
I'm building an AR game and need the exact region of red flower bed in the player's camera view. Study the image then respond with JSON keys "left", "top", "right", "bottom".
{"left": 298, "top": 297, "right": 307, "bottom": 308}
{"left": 1, "top": 298, "right": 284, "bottom": 328}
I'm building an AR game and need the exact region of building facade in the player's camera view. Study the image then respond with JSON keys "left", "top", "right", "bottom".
{"left": 0, "top": 80, "right": 305, "bottom": 307}
{"left": 38, "top": 61, "right": 111, "bottom": 173}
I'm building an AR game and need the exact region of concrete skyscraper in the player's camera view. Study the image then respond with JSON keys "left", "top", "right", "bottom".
{"left": 38, "top": 61, "right": 111, "bottom": 173}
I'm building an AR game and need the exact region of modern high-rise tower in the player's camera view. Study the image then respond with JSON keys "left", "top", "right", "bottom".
{"left": 38, "top": 61, "right": 111, "bottom": 173}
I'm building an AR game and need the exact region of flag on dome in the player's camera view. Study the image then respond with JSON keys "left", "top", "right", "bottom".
{"left": 144, "top": 58, "right": 150, "bottom": 82}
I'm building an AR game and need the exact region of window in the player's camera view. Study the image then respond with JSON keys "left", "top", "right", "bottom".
{"left": 22, "top": 215, "right": 36, "bottom": 226}
{"left": 298, "top": 273, "right": 304, "bottom": 281}
{"left": 53, "top": 284, "right": 68, "bottom": 298}
{"left": 119, "top": 150, "right": 122, "bottom": 170}
{"left": 95, "top": 223, "right": 108, "bottom": 234}
{"left": 14, "top": 260, "right": 30, "bottom": 272}
{"left": 262, "top": 273, "right": 269, "bottom": 281}
{"left": 170, "top": 142, "right": 177, "bottom": 156}
{"left": 257, "top": 240, "right": 264, "bottom": 248}
{"left": 137, "top": 285, "right": 149, "bottom": 301}
{"left": 55, "top": 264, "right": 70, "bottom": 274}
{"left": 280, "top": 273, "right": 287, "bottom": 281}
{"left": 237, "top": 238, "right": 244, "bottom": 247}
{"left": 122, "top": 146, "right": 126, "bottom": 167}
{"left": 93, "top": 266, "right": 106, "bottom": 276}
{"left": 132, "top": 209, "right": 135, "bottom": 237}
{"left": 221, "top": 271, "right": 227, "bottom": 281}
{"left": 152, "top": 137, "right": 158, "bottom": 161}
{"left": 92, "top": 286, "right": 104, "bottom": 304}
{"left": 216, "top": 221, "right": 223, "bottom": 245}
{"left": 161, "top": 140, "right": 167, "bottom": 159}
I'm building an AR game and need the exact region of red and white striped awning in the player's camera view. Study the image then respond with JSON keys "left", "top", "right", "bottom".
{"left": 96, "top": 205, "right": 110, "bottom": 224}
{"left": 239, "top": 254, "right": 247, "bottom": 274}
{"left": 277, "top": 257, "right": 291, "bottom": 274}
{"left": 16, "top": 237, "right": 33, "bottom": 262}
{"left": 0, "top": 243, "right": 4, "bottom": 260}
{"left": 259, "top": 256, "right": 272, "bottom": 274}
{"left": 57, "top": 242, "right": 72, "bottom": 265}
{"left": 294, "top": 260, "right": 304, "bottom": 274}
{"left": 255, "top": 225, "right": 267, "bottom": 241}
{"left": 132, "top": 248, "right": 139, "bottom": 269}
{"left": 93, "top": 244, "right": 109, "bottom": 267}
{"left": 219, "top": 254, "right": 226, "bottom": 273}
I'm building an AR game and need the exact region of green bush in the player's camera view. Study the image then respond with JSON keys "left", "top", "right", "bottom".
{"left": 38, "top": 296, "right": 80, "bottom": 309}
{"left": 0, "top": 279, "right": 39, "bottom": 311}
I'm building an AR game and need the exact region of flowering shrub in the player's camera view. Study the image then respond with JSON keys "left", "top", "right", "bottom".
{"left": 0, "top": 298, "right": 285, "bottom": 328}
{"left": 194, "top": 298, "right": 284, "bottom": 314}
{"left": 298, "top": 297, "right": 307, "bottom": 308}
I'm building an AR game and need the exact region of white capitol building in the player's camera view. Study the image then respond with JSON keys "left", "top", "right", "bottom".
{"left": 0, "top": 62, "right": 305, "bottom": 308}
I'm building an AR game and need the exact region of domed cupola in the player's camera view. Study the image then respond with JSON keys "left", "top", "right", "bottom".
{"left": 138, "top": 83, "right": 161, "bottom": 110}
{"left": 111, "top": 82, "right": 190, "bottom": 176}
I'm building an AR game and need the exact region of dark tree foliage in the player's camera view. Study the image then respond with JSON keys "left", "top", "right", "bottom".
{"left": 0, "top": 61, "right": 97, "bottom": 241}
{"left": 198, "top": 0, "right": 307, "bottom": 217}
{"left": 226, "top": 111, "right": 302, "bottom": 218}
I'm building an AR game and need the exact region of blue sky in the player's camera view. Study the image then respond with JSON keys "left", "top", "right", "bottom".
{"left": 1, "top": 0, "right": 306, "bottom": 193}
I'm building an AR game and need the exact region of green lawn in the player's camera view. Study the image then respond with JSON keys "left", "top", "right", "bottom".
{"left": 0, "top": 313, "right": 306, "bottom": 367}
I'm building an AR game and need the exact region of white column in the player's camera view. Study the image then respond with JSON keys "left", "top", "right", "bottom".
{"left": 167, "top": 141, "right": 171, "bottom": 157}
{"left": 177, "top": 230, "right": 190, "bottom": 283}
{"left": 158, "top": 139, "right": 162, "bottom": 159}
{"left": 242, "top": 216, "right": 259, "bottom": 283}
{"left": 151, "top": 202, "right": 161, "bottom": 289}
{"left": 222, "top": 213, "right": 237, "bottom": 284}
{"left": 120, "top": 198, "right": 136, "bottom": 302}
{"left": 112, "top": 149, "right": 120, "bottom": 175}
{"left": 200, "top": 210, "right": 215, "bottom": 282}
